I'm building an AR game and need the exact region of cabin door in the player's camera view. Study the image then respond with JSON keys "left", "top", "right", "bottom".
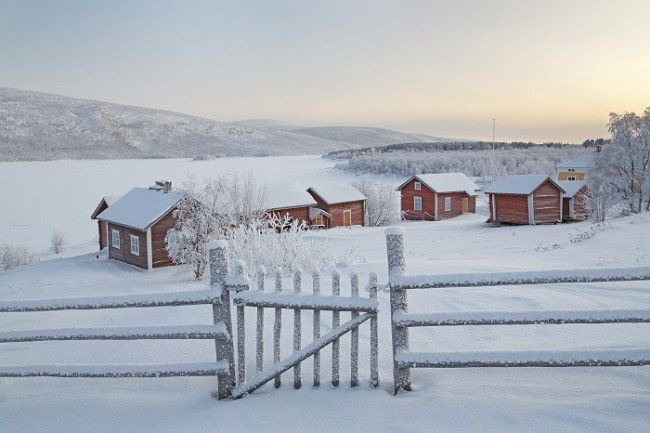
{"left": 343, "top": 210, "right": 352, "bottom": 226}
{"left": 462, "top": 197, "right": 469, "bottom": 214}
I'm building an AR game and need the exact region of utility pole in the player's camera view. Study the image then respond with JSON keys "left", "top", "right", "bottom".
{"left": 491, "top": 118, "right": 496, "bottom": 182}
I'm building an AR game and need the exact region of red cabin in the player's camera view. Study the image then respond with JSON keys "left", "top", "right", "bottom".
{"left": 486, "top": 175, "right": 565, "bottom": 225}
{"left": 397, "top": 173, "right": 480, "bottom": 221}
{"left": 558, "top": 181, "right": 588, "bottom": 221}
{"left": 307, "top": 185, "right": 367, "bottom": 228}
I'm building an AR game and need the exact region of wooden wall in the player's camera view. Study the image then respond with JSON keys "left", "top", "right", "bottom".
{"left": 151, "top": 211, "right": 177, "bottom": 268}
{"left": 107, "top": 222, "right": 148, "bottom": 269}
{"left": 531, "top": 180, "right": 561, "bottom": 224}
{"left": 400, "top": 178, "right": 436, "bottom": 220}
{"left": 436, "top": 192, "right": 476, "bottom": 220}
{"left": 558, "top": 171, "right": 586, "bottom": 181}
{"left": 490, "top": 193, "right": 529, "bottom": 225}
{"left": 267, "top": 206, "right": 311, "bottom": 224}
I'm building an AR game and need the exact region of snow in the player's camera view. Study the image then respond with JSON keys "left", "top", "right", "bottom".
{"left": 307, "top": 184, "right": 367, "bottom": 204}
{"left": 0, "top": 361, "right": 229, "bottom": 377}
{"left": 558, "top": 180, "right": 587, "bottom": 198}
{"left": 96, "top": 187, "right": 186, "bottom": 231}
{"left": 405, "top": 172, "right": 480, "bottom": 195}
{"left": 485, "top": 174, "right": 562, "bottom": 195}
{"left": 263, "top": 185, "right": 317, "bottom": 210}
{"left": 556, "top": 154, "right": 593, "bottom": 169}
{"left": 0, "top": 156, "right": 649, "bottom": 432}
{"left": 207, "top": 240, "right": 229, "bottom": 250}
{"left": 232, "top": 291, "right": 378, "bottom": 312}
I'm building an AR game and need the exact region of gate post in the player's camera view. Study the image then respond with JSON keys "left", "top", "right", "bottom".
{"left": 209, "top": 240, "right": 236, "bottom": 399}
{"left": 386, "top": 228, "right": 411, "bottom": 394}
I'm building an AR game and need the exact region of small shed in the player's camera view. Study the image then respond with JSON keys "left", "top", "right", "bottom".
{"left": 558, "top": 181, "right": 588, "bottom": 221}
{"left": 307, "top": 185, "right": 367, "bottom": 228}
{"left": 264, "top": 186, "right": 320, "bottom": 226}
{"left": 95, "top": 181, "right": 185, "bottom": 269}
{"left": 396, "top": 172, "right": 480, "bottom": 220}
{"left": 91, "top": 195, "right": 122, "bottom": 250}
{"left": 485, "top": 175, "right": 565, "bottom": 225}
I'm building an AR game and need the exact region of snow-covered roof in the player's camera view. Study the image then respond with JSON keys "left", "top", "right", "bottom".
{"left": 91, "top": 195, "right": 122, "bottom": 219}
{"left": 264, "top": 185, "right": 318, "bottom": 210}
{"left": 485, "top": 175, "right": 565, "bottom": 195}
{"left": 398, "top": 173, "right": 481, "bottom": 195}
{"left": 96, "top": 187, "right": 185, "bottom": 230}
{"left": 307, "top": 184, "right": 367, "bottom": 205}
{"left": 557, "top": 181, "right": 587, "bottom": 198}
{"left": 556, "top": 154, "right": 593, "bottom": 169}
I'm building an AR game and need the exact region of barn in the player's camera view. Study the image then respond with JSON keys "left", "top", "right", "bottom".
{"left": 486, "top": 175, "right": 565, "bottom": 225}
{"left": 90, "top": 195, "right": 122, "bottom": 250}
{"left": 558, "top": 181, "right": 588, "bottom": 221}
{"left": 396, "top": 172, "right": 480, "bottom": 220}
{"left": 95, "top": 181, "right": 185, "bottom": 269}
{"left": 264, "top": 187, "right": 321, "bottom": 226}
{"left": 307, "top": 185, "right": 367, "bottom": 228}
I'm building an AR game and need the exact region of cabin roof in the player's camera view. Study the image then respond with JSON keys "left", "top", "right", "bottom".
{"left": 556, "top": 154, "right": 593, "bottom": 169}
{"left": 398, "top": 172, "right": 481, "bottom": 196}
{"left": 557, "top": 180, "right": 587, "bottom": 198}
{"left": 307, "top": 184, "right": 367, "bottom": 205}
{"left": 90, "top": 195, "right": 122, "bottom": 220}
{"left": 485, "top": 175, "right": 565, "bottom": 195}
{"left": 96, "top": 187, "right": 185, "bottom": 231}
{"left": 264, "top": 185, "right": 318, "bottom": 210}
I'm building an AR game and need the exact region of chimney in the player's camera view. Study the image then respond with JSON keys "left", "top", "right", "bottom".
{"left": 154, "top": 180, "right": 172, "bottom": 193}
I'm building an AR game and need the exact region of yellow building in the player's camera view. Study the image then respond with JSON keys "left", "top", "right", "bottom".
{"left": 556, "top": 155, "right": 592, "bottom": 181}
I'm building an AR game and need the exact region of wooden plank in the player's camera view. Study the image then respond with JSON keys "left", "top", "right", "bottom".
{"left": 393, "top": 309, "right": 650, "bottom": 327}
{"left": 331, "top": 272, "right": 340, "bottom": 387}
{"left": 231, "top": 314, "right": 372, "bottom": 399}
{"left": 312, "top": 272, "right": 321, "bottom": 387}
{"left": 273, "top": 269, "right": 282, "bottom": 388}
{"left": 0, "top": 290, "right": 223, "bottom": 312}
{"left": 0, "top": 362, "right": 229, "bottom": 378}
{"left": 293, "top": 271, "right": 302, "bottom": 389}
{"left": 235, "top": 262, "right": 247, "bottom": 386}
{"left": 350, "top": 272, "right": 359, "bottom": 387}
{"left": 0, "top": 324, "right": 228, "bottom": 343}
{"left": 232, "top": 292, "right": 377, "bottom": 312}
{"left": 369, "top": 273, "right": 379, "bottom": 388}
{"left": 256, "top": 266, "right": 266, "bottom": 373}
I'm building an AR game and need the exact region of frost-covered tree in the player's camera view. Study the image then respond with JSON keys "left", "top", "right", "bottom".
{"left": 587, "top": 153, "right": 618, "bottom": 222}
{"left": 0, "top": 245, "right": 36, "bottom": 271}
{"left": 606, "top": 109, "right": 650, "bottom": 213}
{"left": 165, "top": 173, "right": 267, "bottom": 279}
{"left": 49, "top": 232, "right": 66, "bottom": 254}
{"left": 352, "top": 178, "right": 401, "bottom": 226}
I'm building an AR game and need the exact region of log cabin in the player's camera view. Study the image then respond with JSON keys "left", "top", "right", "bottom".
{"left": 486, "top": 175, "right": 565, "bottom": 225}
{"left": 95, "top": 181, "right": 185, "bottom": 269}
{"left": 557, "top": 181, "right": 588, "bottom": 221}
{"left": 396, "top": 173, "right": 480, "bottom": 220}
{"left": 307, "top": 185, "right": 367, "bottom": 228}
{"left": 264, "top": 187, "right": 323, "bottom": 226}
{"left": 90, "top": 195, "right": 122, "bottom": 250}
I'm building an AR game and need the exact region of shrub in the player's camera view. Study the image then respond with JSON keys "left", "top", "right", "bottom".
{"left": 0, "top": 245, "right": 36, "bottom": 271}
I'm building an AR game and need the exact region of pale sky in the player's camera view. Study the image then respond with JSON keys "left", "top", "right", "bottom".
{"left": 1, "top": 0, "right": 649, "bottom": 142}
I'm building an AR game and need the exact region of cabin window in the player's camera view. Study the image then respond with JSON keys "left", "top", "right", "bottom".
{"left": 130, "top": 235, "right": 140, "bottom": 256}
{"left": 568, "top": 176, "right": 576, "bottom": 181}
{"left": 111, "top": 229, "right": 120, "bottom": 249}
{"left": 444, "top": 197, "right": 451, "bottom": 212}
{"left": 414, "top": 181, "right": 421, "bottom": 191}
{"left": 314, "top": 215, "right": 324, "bottom": 226}
{"left": 568, "top": 168, "right": 575, "bottom": 172}
{"left": 413, "top": 196, "right": 422, "bottom": 211}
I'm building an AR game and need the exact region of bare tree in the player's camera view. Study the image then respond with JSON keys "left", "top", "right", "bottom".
{"left": 49, "top": 232, "right": 66, "bottom": 254}
{"left": 352, "top": 178, "right": 401, "bottom": 226}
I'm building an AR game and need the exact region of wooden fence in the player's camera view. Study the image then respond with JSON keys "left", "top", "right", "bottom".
{"left": 385, "top": 227, "right": 650, "bottom": 394}
{"left": 214, "top": 240, "right": 379, "bottom": 399}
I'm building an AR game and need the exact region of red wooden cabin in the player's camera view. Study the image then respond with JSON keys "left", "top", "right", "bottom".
{"left": 307, "top": 185, "right": 367, "bottom": 228}
{"left": 397, "top": 172, "right": 480, "bottom": 221}
{"left": 91, "top": 195, "right": 122, "bottom": 250}
{"left": 486, "top": 175, "right": 565, "bottom": 225}
{"left": 95, "top": 181, "right": 185, "bottom": 269}
{"left": 558, "top": 181, "right": 588, "bottom": 221}
{"left": 264, "top": 187, "right": 321, "bottom": 226}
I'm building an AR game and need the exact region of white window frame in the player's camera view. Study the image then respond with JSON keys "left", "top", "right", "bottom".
{"left": 568, "top": 168, "right": 575, "bottom": 172}
{"left": 444, "top": 196, "right": 452, "bottom": 212}
{"left": 413, "top": 196, "right": 422, "bottom": 211}
{"left": 111, "top": 229, "right": 120, "bottom": 249}
{"left": 568, "top": 176, "right": 576, "bottom": 181}
{"left": 414, "top": 181, "right": 421, "bottom": 191}
{"left": 130, "top": 234, "right": 140, "bottom": 256}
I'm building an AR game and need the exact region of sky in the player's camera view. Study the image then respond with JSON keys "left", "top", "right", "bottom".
{"left": 1, "top": 0, "right": 649, "bottom": 143}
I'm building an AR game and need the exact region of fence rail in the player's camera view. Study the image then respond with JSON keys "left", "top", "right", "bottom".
{"left": 385, "top": 227, "right": 650, "bottom": 394}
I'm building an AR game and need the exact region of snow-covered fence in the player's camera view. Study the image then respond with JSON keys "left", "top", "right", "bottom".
{"left": 219, "top": 240, "right": 379, "bottom": 399}
{"left": 0, "top": 242, "right": 235, "bottom": 399}
{"left": 385, "top": 227, "right": 650, "bottom": 394}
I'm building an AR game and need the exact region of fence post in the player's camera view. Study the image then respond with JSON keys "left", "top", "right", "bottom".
{"left": 208, "top": 240, "right": 236, "bottom": 399}
{"left": 256, "top": 265, "right": 266, "bottom": 374}
{"left": 368, "top": 272, "right": 379, "bottom": 388}
{"left": 273, "top": 268, "right": 283, "bottom": 388}
{"left": 312, "top": 272, "right": 321, "bottom": 387}
{"left": 386, "top": 228, "right": 411, "bottom": 394}
{"left": 331, "top": 271, "right": 341, "bottom": 387}
{"left": 293, "top": 270, "right": 302, "bottom": 389}
{"left": 350, "top": 272, "right": 359, "bottom": 387}
{"left": 235, "top": 261, "right": 247, "bottom": 386}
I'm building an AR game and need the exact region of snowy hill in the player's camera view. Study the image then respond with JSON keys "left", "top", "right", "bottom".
{"left": 0, "top": 88, "right": 443, "bottom": 161}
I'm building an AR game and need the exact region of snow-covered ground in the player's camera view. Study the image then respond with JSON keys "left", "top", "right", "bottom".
{"left": 0, "top": 156, "right": 649, "bottom": 432}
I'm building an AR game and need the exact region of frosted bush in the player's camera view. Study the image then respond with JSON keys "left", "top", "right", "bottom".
{"left": 49, "top": 232, "right": 66, "bottom": 254}
{"left": 0, "top": 245, "right": 36, "bottom": 271}
{"left": 352, "top": 178, "right": 401, "bottom": 226}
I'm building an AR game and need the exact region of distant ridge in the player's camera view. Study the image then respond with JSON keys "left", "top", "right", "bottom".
{"left": 0, "top": 87, "right": 448, "bottom": 161}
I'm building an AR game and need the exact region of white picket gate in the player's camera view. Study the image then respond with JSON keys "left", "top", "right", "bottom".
{"left": 385, "top": 227, "right": 650, "bottom": 394}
